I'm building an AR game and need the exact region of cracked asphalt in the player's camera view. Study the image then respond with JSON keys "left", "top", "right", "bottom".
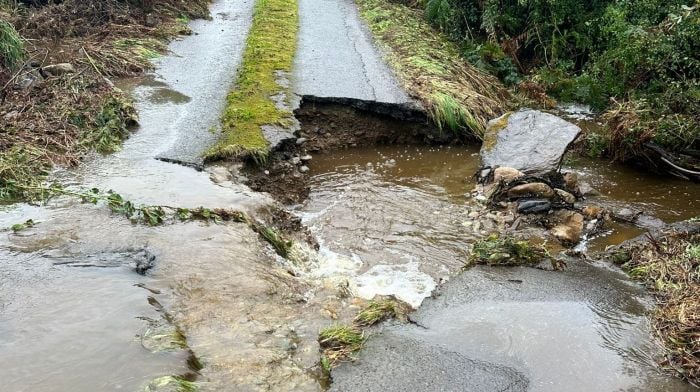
{"left": 293, "top": 0, "right": 412, "bottom": 103}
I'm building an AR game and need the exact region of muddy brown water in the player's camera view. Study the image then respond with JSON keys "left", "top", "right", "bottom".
{"left": 300, "top": 144, "right": 699, "bottom": 391}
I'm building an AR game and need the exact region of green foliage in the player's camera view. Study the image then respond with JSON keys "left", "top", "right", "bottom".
{"left": 10, "top": 219, "right": 35, "bottom": 232}
{"left": 0, "top": 144, "right": 51, "bottom": 202}
{"left": 422, "top": 0, "right": 700, "bottom": 157}
{"left": 144, "top": 375, "right": 197, "bottom": 392}
{"left": 356, "top": 0, "right": 509, "bottom": 137}
{"left": 318, "top": 324, "right": 364, "bottom": 354}
{"left": 0, "top": 19, "right": 24, "bottom": 70}
{"left": 469, "top": 234, "right": 546, "bottom": 266}
{"left": 354, "top": 298, "right": 409, "bottom": 327}
{"left": 80, "top": 94, "right": 138, "bottom": 154}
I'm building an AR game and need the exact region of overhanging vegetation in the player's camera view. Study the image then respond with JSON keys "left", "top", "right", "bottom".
{"left": 355, "top": 0, "right": 510, "bottom": 138}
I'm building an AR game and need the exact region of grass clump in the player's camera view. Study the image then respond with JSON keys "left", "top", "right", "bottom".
{"left": 318, "top": 324, "right": 365, "bottom": 365}
{"left": 0, "top": 145, "right": 51, "bottom": 202}
{"left": 144, "top": 375, "right": 197, "bottom": 392}
{"left": 356, "top": 0, "right": 509, "bottom": 138}
{"left": 203, "top": 0, "right": 298, "bottom": 161}
{"left": 0, "top": 19, "right": 24, "bottom": 70}
{"left": 354, "top": 297, "right": 410, "bottom": 327}
{"left": 617, "top": 231, "right": 700, "bottom": 384}
{"left": 79, "top": 94, "right": 138, "bottom": 154}
{"left": 469, "top": 234, "right": 546, "bottom": 266}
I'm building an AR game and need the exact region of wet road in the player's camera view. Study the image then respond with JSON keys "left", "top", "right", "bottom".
{"left": 293, "top": 0, "right": 412, "bottom": 104}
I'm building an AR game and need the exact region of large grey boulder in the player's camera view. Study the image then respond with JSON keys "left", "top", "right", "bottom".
{"left": 481, "top": 109, "right": 581, "bottom": 175}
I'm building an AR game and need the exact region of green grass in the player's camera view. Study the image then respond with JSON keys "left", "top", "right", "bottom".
{"left": 355, "top": 0, "right": 509, "bottom": 137}
{"left": 617, "top": 232, "right": 699, "bottom": 383}
{"left": 0, "top": 19, "right": 24, "bottom": 70}
{"left": 203, "top": 0, "right": 298, "bottom": 161}
{"left": 318, "top": 324, "right": 365, "bottom": 365}
{"left": 79, "top": 94, "right": 138, "bottom": 154}
{"left": 0, "top": 145, "right": 51, "bottom": 203}
{"left": 469, "top": 234, "right": 546, "bottom": 266}
{"left": 144, "top": 375, "right": 197, "bottom": 392}
{"left": 354, "top": 298, "right": 409, "bottom": 327}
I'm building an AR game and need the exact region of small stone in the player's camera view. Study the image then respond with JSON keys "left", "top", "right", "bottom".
{"left": 579, "top": 182, "right": 600, "bottom": 196}
{"left": 42, "top": 63, "right": 75, "bottom": 77}
{"left": 493, "top": 167, "right": 524, "bottom": 183}
{"left": 3, "top": 110, "right": 20, "bottom": 121}
{"left": 554, "top": 188, "right": 576, "bottom": 205}
{"left": 299, "top": 166, "right": 309, "bottom": 173}
{"left": 517, "top": 199, "right": 551, "bottom": 214}
{"left": 475, "top": 195, "right": 487, "bottom": 202}
{"left": 551, "top": 212, "right": 585, "bottom": 244}
{"left": 295, "top": 137, "right": 307, "bottom": 145}
{"left": 300, "top": 155, "right": 312, "bottom": 162}
{"left": 562, "top": 172, "right": 579, "bottom": 193}
{"left": 468, "top": 211, "right": 480, "bottom": 219}
{"left": 264, "top": 170, "right": 270, "bottom": 175}
{"left": 582, "top": 206, "right": 603, "bottom": 219}
{"left": 291, "top": 156, "right": 301, "bottom": 165}
{"left": 507, "top": 182, "right": 555, "bottom": 199}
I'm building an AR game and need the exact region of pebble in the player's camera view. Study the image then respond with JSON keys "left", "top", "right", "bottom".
{"left": 468, "top": 211, "right": 479, "bottom": 219}
{"left": 299, "top": 166, "right": 309, "bottom": 173}
{"left": 300, "top": 155, "right": 312, "bottom": 162}
{"left": 264, "top": 170, "right": 270, "bottom": 175}
{"left": 291, "top": 156, "right": 301, "bottom": 165}
{"left": 295, "top": 137, "right": 307, "bottom": 145}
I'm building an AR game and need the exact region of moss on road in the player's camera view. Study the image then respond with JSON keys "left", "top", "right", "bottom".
{"left": 204, "top": 0, "right": 298, "bottom": 162}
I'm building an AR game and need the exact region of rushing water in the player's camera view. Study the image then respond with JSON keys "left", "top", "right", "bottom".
{"left": 301, "top": 145, "right": 699, "bottom": 391}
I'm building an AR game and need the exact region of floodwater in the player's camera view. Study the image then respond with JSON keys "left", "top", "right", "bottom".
{"left": 301, "top": 145, "right": 699, "bottom": 391}
{"left": 2, "top": 2, "right": 699, "bottom": 391}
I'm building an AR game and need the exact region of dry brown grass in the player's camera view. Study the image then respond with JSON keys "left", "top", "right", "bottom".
{"left": 0, "top": 0, "right": 209, "bottom": 201}
{"left": 621, "top": 231, "right": 700, "bottom": 385}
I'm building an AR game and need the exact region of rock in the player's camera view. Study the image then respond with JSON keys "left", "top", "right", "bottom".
{"left": 481, "top": 109, "right": 581, "bottom": 175}
{"left": 493, "top": 167, "right": 524, "bottom": 183}
{"left": 551, "top": 212, "right": 585, "bottom": 244}
{"left": 578, "top": 182, "right": 600, "bottom": 196}
{"left": 582, "top": 206, "right": 604, "bottom": 219}
{"left": 291, "top": 156, "right": 301, "bottom": 165}
{"left": 468, "top": 211, "right": 479, "bottom": 219}
{"left": 299, "top": 165, "right": 310, "bottom": 173}
{"left": 615, "top": 208, "right": 640, "bottom": 222}
{"left": 300, "top": 155, "right": 312, "bottom": 162}
{"left": 554, "top": 188, "right": 576, "bottom": 205}
{"left": 42, "top": 63, "right": 75, "bottom": 77}
{"left": 562, "top": 172, "right": 580, "bottom": 194}
{"left": 3, "top": 110, "right": 20, "bottom": 121}
{"left": 145, "top": 14, "right": 158, "bottom": 27}
{"left": 635, "top": 215, "right": 666, "bottom": 229}
{"left": 295, "top": 137, "right": 307, "bottom": 145}
{"left": 517, "top": 199, "right": 551, "bottom": 214}
{"left": 14, "top": 74, "right": 36, "bottom": 90}
{"left": 507, "top": 182, "right": 555, "bottom": 199}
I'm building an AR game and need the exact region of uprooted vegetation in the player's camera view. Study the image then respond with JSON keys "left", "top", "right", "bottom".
{"left": 319, "top": 297, "right": 410, "bottom": 373}
{"left": 0, "top": 0, "right": 209, "bottom": 202}
{"left": 613, "top": 230, "right": 700, "bottom": 384}
{"left": 468, "top": 234, "right": 548, "bottom": 267}
{"left": 203, "top": 0, "right": 298, "bottom": 162}
{"left": 355, "top": 0, "right": 510, "bottom": 138}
